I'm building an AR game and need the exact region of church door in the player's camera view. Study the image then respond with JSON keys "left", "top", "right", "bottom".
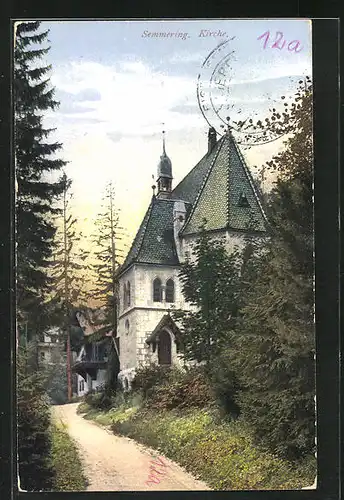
{"left": 158, "top": 330, "right": 172, "bottom": 366}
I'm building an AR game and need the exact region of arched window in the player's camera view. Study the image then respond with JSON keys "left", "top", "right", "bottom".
{"left": 126, "top": 281, "right": 131, "bottom": 307}
{"left": 153, "top": 278, "right": 162, "bottom": 302}
{"left": 165, "top": 279, "right": 175, "bottom": 303}
{"left": 125, "top": 319, "right": 130, "bottom": 335}
{"left": 123, "top": 283, "right": 127, "bottom": 309}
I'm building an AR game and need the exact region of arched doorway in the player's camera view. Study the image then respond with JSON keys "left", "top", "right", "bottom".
{"left": 158, "top": 329, "right": 172, "bottom": 366}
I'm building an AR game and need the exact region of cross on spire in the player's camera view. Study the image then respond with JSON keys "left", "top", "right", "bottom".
{"left": 220, "top": 116, "right": 232, "bottom": 135}
{"left": 162, "top": 123, "right": 166, "bottom": 154}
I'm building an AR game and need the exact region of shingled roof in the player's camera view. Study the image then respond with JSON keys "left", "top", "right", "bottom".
{"left": 181, "top": 130, "right": 268, "bottom": 235}
{"left": 171, "top": 139, "right": 223, "bottom": 204}
{"left": 120, "top": 197, "right": 180, "bottom": 274}
{"left": 119, "top": 129, "right": 267, "bottom": 274}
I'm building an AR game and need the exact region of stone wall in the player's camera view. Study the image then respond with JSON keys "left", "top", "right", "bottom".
{"left": 117, "top": 263, "right": 190, "bottom": 385}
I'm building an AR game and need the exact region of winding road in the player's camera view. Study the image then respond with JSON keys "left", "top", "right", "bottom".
{"left": 52, "top": 403, "right": 211, "bottom": 491}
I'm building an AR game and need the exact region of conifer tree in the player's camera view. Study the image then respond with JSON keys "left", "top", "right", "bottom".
{"left": 14, "top": 21, "right": 66, "bottom": 491}
{"left": 14, "top": 21, "right": 66, "bottom": 339}
{"left": 48, "top": 173, "right": 90, "bottom": 399}
{"left": 230, "top": 81, "right": 315, "bottom": 460}
{"left": 89, "top": 182, "right": 126, "bottom": 390}
{"left": 17, "top": 342, "right": 56, "bottom": 491}
{"left": 173, "top": 223, "right": 242, "bottom": 370}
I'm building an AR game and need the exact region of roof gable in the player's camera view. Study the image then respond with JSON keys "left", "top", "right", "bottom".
{"left": 181, "top": 132, "right": 267, "bottom": 235}
{"left": 120, "top": 198, "right": 179, "bottom": 273}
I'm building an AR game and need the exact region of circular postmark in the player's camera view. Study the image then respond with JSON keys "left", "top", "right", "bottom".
{"left": 197, "top": 38, "right": 302, "bottom": 146}
{"left": 197, "top": 38, "right": 237, "bottom": 135}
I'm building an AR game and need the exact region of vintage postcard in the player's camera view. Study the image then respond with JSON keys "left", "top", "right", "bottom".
{"left": 14, "top": 19, "right": 316, "bottom": 492}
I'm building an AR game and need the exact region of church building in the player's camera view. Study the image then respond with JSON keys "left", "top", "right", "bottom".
{"left": 116, "top": 125, "right": 268, "bottom": 390}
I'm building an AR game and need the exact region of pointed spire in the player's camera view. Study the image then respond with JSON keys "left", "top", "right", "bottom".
{"left": 162, "top": 129, "right": 166, "bottom": 155}
{"left": 226, "top": 116, "right": 232, "bottom": 135}
{"left": 157, "top": 127, "right": 172, "bottom": 197}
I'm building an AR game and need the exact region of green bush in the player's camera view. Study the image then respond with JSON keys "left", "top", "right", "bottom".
{"left": 209, "top": 349, "right": 241, "bottom": 417}
{"left": 17, "top": 344, "right": 56, "bottom": 491}
{"left": 149, "top": 367, "right": 216, "bottom": 411}
{"left": 50, "top": 422, "right": 87, "bottom": 490}
{"left": 84, "top": 389, "right": 115, "bottom": 410}
{"left": 131, "top": 363, "right": 172, "bottom": 398}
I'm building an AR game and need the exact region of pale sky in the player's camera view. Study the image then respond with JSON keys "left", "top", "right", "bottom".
{"left": 37, "top": 19, "right": 312, "bottom": 251}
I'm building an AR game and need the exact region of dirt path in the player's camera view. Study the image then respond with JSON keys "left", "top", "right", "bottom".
{"left": 52, "top": 403, "right": 211, "bottom": 491}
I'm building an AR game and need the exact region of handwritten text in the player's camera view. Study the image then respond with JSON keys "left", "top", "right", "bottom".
{"left": 145, "top": 455, "right": 171, "bottom": 486}
{"left": 257, "top": 31, "right": 303, "bottom": 53}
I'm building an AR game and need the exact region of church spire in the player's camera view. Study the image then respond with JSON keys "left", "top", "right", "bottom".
{"left": 157, "top": 129, "right": 173, "bottom": 197}
{"left": 162, "top": 129, "right": 166, "bottom": 154}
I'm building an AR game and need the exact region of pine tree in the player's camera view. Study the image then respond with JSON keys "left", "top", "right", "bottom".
{"left": 229, "top": 81, "right": 315, "bottom": 460}
{"left": 17, "top": 342, "right": 56, "bottom": 491}
{"left": 89, "top": 182, "right": 126, "bottom": 390}
{"left": 48, "top": 173, "right": 90, "bottom": 399}
{"left": 173, "top": 222, "right": 242, "bottom": 370}
{"left": 14, "top": 21, "right": 66, "bottom": 340}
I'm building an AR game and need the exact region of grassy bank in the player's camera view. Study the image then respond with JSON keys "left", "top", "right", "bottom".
{"left": 78, "top": 402, "right": 316, "bottom": 490}
{"left": 50, "top": 421, "right": 88, "bottom": 491}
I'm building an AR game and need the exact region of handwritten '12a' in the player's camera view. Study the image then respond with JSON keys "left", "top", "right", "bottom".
{"left": 258, "top": 31, "right": 303, "bottom": 53}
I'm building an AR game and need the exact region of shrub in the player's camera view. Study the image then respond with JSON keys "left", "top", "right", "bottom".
{"left": 209, "top": 350, "right": 241, "bottom": 417}
{"left": 17, "top": 344, "right": 56, "bottom": 491}
{"left": 149, "top": 366, "right": 216, "bottom": 411}
{"left": 131, "top": 363, "right": 172, "bottom": 398}
{"left": 84, "top": 388, "right": 115, "bottom": 410}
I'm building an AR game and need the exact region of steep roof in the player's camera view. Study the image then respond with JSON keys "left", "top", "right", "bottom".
{"left": 120, "top": 129, "right": 267, "bottom": 275}
{"left": 181, "top": 131, "right": 267, "bottom": 235}
{"left": 171, "top": 139, "right": 223, "bottom": 204}
{"left": 120, "top": 197, "right": 179, "bottom": 274}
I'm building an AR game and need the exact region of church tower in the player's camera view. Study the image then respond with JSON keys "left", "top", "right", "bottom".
{"left": 157, "top": 131, "right": 173, "bottom": 197}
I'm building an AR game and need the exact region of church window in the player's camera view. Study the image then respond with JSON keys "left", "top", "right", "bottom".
{"left": 123, "top": 284, "right": 127, "bottom": 309}
{"left": 165, "top": 279, "right": 175, "bottom": 303}
{"left": 153, "top": 278, "right": 163, "bottom": 302}
{"left": 125, "top": 319, "right": 130, "bottom": 335}
{"left": 126, "top": 281, "right": 131, "bottom": 307}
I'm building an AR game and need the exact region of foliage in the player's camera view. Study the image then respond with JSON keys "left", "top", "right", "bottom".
{"left": 232, "top": 75, "right": 312, "bottom": 146}
{"left": 48, "top": 173, "right": 90, "bottom": 327}
{"left": 108, "top": 406, "right": 316, "bottom": 490}
{"left": 69, "top": 323, "right": 84, "bottom": 352}
{"left": 229, "top": 80, "right": 315, "bottom": 460}
{"left": 90, "top": 182, "right": 124, "bottom": 327}
{"left": 14, "top": 21, "right": 66, "bottom": 339}
{"left": 17, "top": 343, "right": 56, "bottom": 491}
{"left": 47, "top": 174, "right": 91, "bottom": 399}
{"left": 50, "top": 421, "right": 87, "bottom": 491}
{"left": 148, "top": 366, "right": 216, "bottom": 411}
{"left": 208, "top": 350, "right": 241, "bottom": 417}
{"left": 89, "top": 182, "right": 127, "bottom": 389}
{"left": 43, "top": 358, "right": 68, "bottom": 405}
{"left": 84, "top": 388, "right": 116, "bottom": 410}
{"left": 173, "top": 225, "right": 242, "bottom": 368}
{"left": 131, "top": 363, "right": 172, "bottom": 399}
